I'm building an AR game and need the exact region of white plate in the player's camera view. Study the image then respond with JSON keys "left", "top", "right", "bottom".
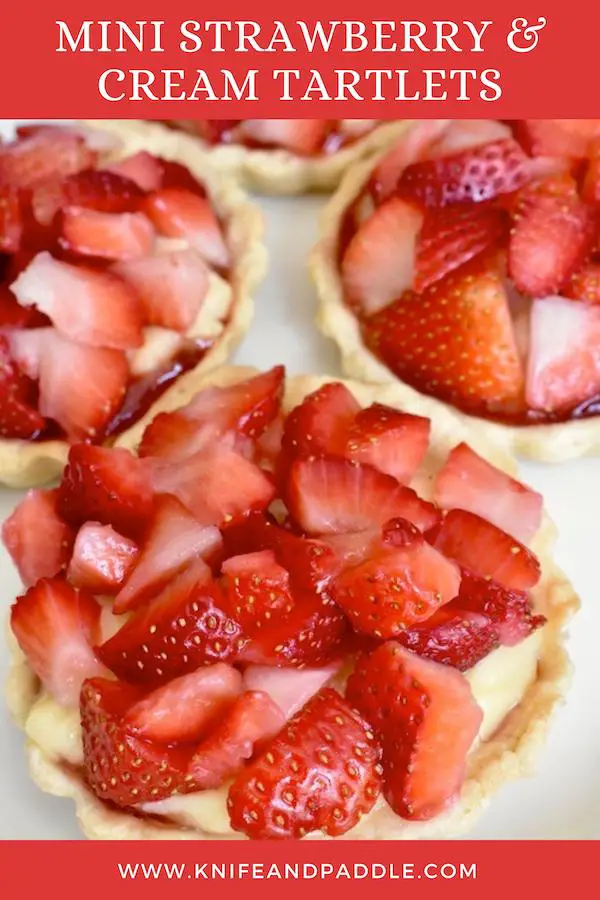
{"left": 1, "top": 121, "right": 599, "bottom": 839}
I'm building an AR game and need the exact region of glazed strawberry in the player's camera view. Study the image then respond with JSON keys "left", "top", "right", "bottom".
{"left": 396, "top": 139, "right": 529, "bottom": 207}
{"left": 508, "top": 176, "right": 597, "bottom": 297}
{"left": 0, "top": 129, "right": 96, "bottom": 190}
{"left": 11, "top": 578, "right": 105, "bottom": 707}
{"left": 434, "top": 442, "right": 543, "bottom": 543}
{"left": 429, "top": 509, "right": 541, "bottom": 591}
{"left": 278, "top": 382, "right": 359, "bottom": 473}
{"left": 124, "top": 664, "right": 243, "bottom": 743}
{"left": 68, "top": 523, "right": 139, "bottom": 595}
{"left": 243, "top": 663, "right": 341, "bottom": 720}
{"left": 190, "top": 691, "right": 286, "bottom": 789}
{"left": 237, "top": 120, "right": 329, "bottom": 156}
{"left": 363, "top": 255, "right": 525, "bottom": 416}
{"left": 97, "top": 561, "right": 246, "bottom": 685}
{"left": 58, "top": 208, "right": 155, "bottom": 261}
{"left": 222, "top": 550, "right": 295, "bottom": 631}
{"left": 512, "top": 119, "right": 600, "bottom": 160}
{"left": 61, "top": 168, "right": 146, "bottom": 212}
{"left": 286, "top": 456, "right": 439, "bottom": 535}
{"left": 227, "top": 688, "right": 381, "bottom": 839}
{"left": 563, "top": 263, "right": 600, "bottom": 304}
{"left": 0, "top": 336, "right": 45, "bottom": 439}
{"left": 398, "top": 607, "right": 499, "bottom": 672}
{"left": 114, "top": 495, "right": 222, "bottom": 613}
{"left": 3, "top": 489, "right": 75, "bottom": 587}
{"left": 159, "top": 159, "right": 207, "bottom": 196}
{"left": 11, "top": 252, "right": 144, "bottom": 349}
{"left": 343, "top": 404, "right": 430, "bottom": 484}
{"left": 81, "top": 677, "right": 197, "bottom": 807}
{"left": 108, "top": 152, "right": 163, "bottom": 192}
{"left": 57, "top": 445, "right": 154, "bottom": 539}
{"left": 0, "top": 186, "right": 22, "bottom": 252}
{"left": 143, "top": 188, "right": 229, "bottom": 269}
{"left": 414, "top": 204, "right": 507, "bottom": 293}
{"left": 346, "top": 642, "right": 482, "bottom": 820}
{"left": 456, "top": 569, "right": 546, "bottom": 646}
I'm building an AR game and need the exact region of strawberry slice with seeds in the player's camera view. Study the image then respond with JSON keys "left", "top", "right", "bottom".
{"left": 434, "top": 442, "right": 543, "bottom": 543}
{"left": 0, "top": 336, "right": 45, "bottom": 439}
{"left": 81, "top": 677, "right": 197, "bottom": 807}
{"left": 347, "top": 643, "right": 482, "bottom": 820}
{"left": 237, "top": 119, "right": 329, "bottom": 156}
{"left": 429, "top": 509, "right": 541, "bottom": 591}
{"left": 0, "top": 185, "right": 22, "bottom": 252}
{"left": 114, "top": 495, "right": 222, "bottom": 614}
{"left": 363, "top": 255, "right": 525, "bottom": 417}
{"left": 368, "top": 120, "right": 451, "bottom": 202}
{"left": 243, "top": 663, "right": 341, "bottom": 720}
{"left": 3, "top": 489, "right": 75, "bottom": 587}
{"left": 228, "top": 688, "right": 381, "bottom": 839}
{"left": 61, "top": 168, "right": 146, "bottom": 212}
{"left": 11, "top": 252, "right": 144, "bottom": 349}
{"left": 108, "top": 152, "right": 163, "bottom": 192}
{"left": 124, "top": 664, "right": 243, "bottom": 743}
{"left": 563, "top": 263, "right": 600, "bottom": 304}
{"left": 11, "top": 577, "right": 105, "bottom": 707}
{"left": 143, "top": 188, "right": 229, "bottom": 269}
{"left": 97, "top": 561, "right": 245, "bottom": 685}
{"left": 456, "top": 569, "right": 546, "bottom": 646}
{"left": 397, "top": 607, "right": 499, "bottom": 672}
{"left": 57, "top": 445, "right": 154, "bottom": 540}
{"left": 343, "top": 404, "right": 430, "bottom": 484}
{"left": 190, "top": 690, "right": 286, "bottom": 789}
{"left": 68, "top": 523, "right": 139, "bottom": 596}
{"left": 0, "top": 130, "right": 96, "bottom": 190}
{"left": 58, "top": 208, "right": 155, "bottom": 261}
{"left": 512, "top": 119, "right": 600, "bottom": 159}
{"left": 222, "top": 550, "right": 295, "bottom": 631}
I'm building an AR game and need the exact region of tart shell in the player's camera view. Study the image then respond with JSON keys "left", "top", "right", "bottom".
{"left": 5, "top": 365, "right": 578, "bottom": 840}
{"left": 0, "top": 121, "right": 267, "bottom": 488}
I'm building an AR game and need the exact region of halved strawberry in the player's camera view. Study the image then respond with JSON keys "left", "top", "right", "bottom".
{"left": 456, "top": 569, "right": 546, "bottom": 646}
{"left": 81, "top": 677, "right": 196, "bottom": 807}
{"left": 61, "top": 168, "right": 145, "bottom": 212}
{"left": 142, "top": 188, "right": 229, "bottom": 269}
{"left": 11, "top": 577, "right": 105, "bottom": 706}
{"left": 526, "top": 296, "right": 600, "bottom": 413}
{"left": 398, "top": 607, "right": 499, "bottom": 671}
{"left": 396, "top": 139, "right": 529, "bottom": 208}
{"left": 508, "top": 176, "right": 597, "bottom": 298}
{"left": 0, "top": 185, "right": 22, "bottom": 252}
{"left": 343, "top": 404, "right": 430, "bottom": 484}
{"left": 227, "top": 688, "right": 381, "bottom": 839}
{"left": 222, "top": 550, "right": 295, "bottom": 631}
{"left": 341, "top": 197, "right": 424, "bottom": 316}
{"left": 243, "top": 663, "right": 341, "bottom": 720}
{"left": 286, "top": 456, "right": 439, "bottom": 535}
{"left": 363, "top": 255, "right": 525, "bottom": 416}
{"left": 67, "top": 523, "right": 139, "bottom": 595}
{"left": 512, "top": 119, "right": 600, "bottom": 160}
{"left": 114, "top": 495, "right": 222, "bottom": 613}
{"left": 0, "top": 130, "right": 96, "bottom": 190}
{"left": 97, "top": 561, "right": 245, "bottom": 685}
{"left": 434, "top": 442, "right": 543, "bottom": 543}
{"left": 429, "top": 509, "right": 541, "bottom": 591}
{"left": 563, "top": 263, "right": 600, "bottom": 304}
{"left": 346, "top": 642, "right": 482, "bottom": 820}
{"left": 279, "top": 382, "right": 359, "bottom": 475}
{"left": 114, "top": 248, "right": 209, "bottom": 332}
{"left": 414, "top": 204, "right": 507, "bottom": 293}
{"left": 57, "top": 444, "right": 154, "bottom": 539}
{"left": 3, "top": 489, "right": 74, "bottom": 587}
{"left": 108, "top": 152, "right": 163, "bottom": 192}
{"left": 11, "top": 252, "right": 144, "bottom": 349}
{"left": 237, "top": 119, "right": 329, "bottom": 156}
{"left": 124, "top": 664, "right": 242, "bottom": 743}
{"left": 58, "top": 208, "right": 155, "bottom": 261}
{"left": 0, "top": 335, "right": 45, "bottom": 439}
{"left": 190, "top": 691, "right": 286, "bottom": 789}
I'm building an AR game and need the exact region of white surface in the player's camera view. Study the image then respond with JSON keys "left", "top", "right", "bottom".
{"left": 0, "top": 123, "right": 599, "bottom": 840}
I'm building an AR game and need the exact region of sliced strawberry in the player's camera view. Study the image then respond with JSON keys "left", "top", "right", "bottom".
{"left": 346, "top": 643, "right": 482, "bottom": 820}
{"left": 426, "top": 121, "right": 512, "bottom": 160}
{"left": 456, "top": 569, "right": 546, "bottom": 646}
{"left": 369, "top": 120, "right": 451, "bottom": 202}
{"left": 159, "top": 159, "right": 207, "bottom": 196}
{"left": 0, "top": 185, "right": 22, "bottom": 252}
{"left": 67, "top": 523, "right": 139, "bottom": 596}
{"left": 114, "top": 495, "right": 222, "bottom": 614}
{"left": 124, "top": 664, "right": 242, "bottom": 743}
{"left": 398, "top": 607, "right": 499, "bottom": 671}
{"left": 0, "top": 130, "right": 96, "bottom": 190}
{"left": 243, "top": 663, "right": 341, "bottom": 720}
{"left": 11, "top": 252, "right": 144, "bottom": 349}
{"left": 343, "top": 404, "right": 430, "bottom": 484}
{"left": 255, "top": 416, "right": 284, "bottom": 470}
{"left": 2, "top": 489, "right": 74, "bottom": 587}
{"left": 414, "top": 204, "right": 507, "bottom": 293}
{"left": 341, "top": 197, "right": 424, "bottom": 316}
{"left": 563, "top": 263, "right": 600, "bottom": 304}
{"left": 142, "top": 188, "right": 229, "bottom": 269}
{"left": 0, "top": 284, "right": 45, "bottom": 328}
{"left": 81, "top": 677, "right": 196, "bottom": 807}
{"left": 11, "top": 577, "right": 104, "bottom": 706}
{"left": 363, "top": 255, "right": 525, "bottom": 416}
{"left": 97, "top": 561, "right": 245, "bottom": 685}
{"left": 237, "top": 119, "right": 329, "bottom": 156}
{"left": 228, "top": 688, "right": 381, "bottom": 839}
{"left": 526, "top": 295, "right": 600, "bottom": 413}
{"left": 61, "top": 168, "right": 145, "bottom": 212}
{"left": 286, "top": 457, "right": 439, "bottom": 535}
{"left": 58, "top": 208, "right": 155, "bottom": 261}
{"left": 512, "top": 119, "right": 600, "bottom": 160}
{"left": 396, "top": 139, "right": 529, "bottom": 208}
{"left": 222, "top": 550, "right": 295, "bottom": 632}
{"left": 434, "top": 442, "right": 543, "bottom": 543}
{"left": 582, "top": 149, "right": 600, "bottom": 206}
{"left": 0, "top": 336, "right": 45, "bottom": 439}
{"left": 190, "top": 691, "right": 286, "bottom": 789}
{"left": 108, "top": 152, "right": 162, "bottom": 192}
{"left": 429, "top": 509, "right": 541, "bottom": 591}
{"left": 57, "top": 445, "right": 154, "bottom": 539}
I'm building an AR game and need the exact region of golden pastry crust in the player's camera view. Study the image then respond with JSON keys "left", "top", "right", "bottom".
{"left": 310, "top": 132, "right": 600, "bottom": 462}
{"left": 5, "top": 365, "right": 578, "bottom": 841}
{"left": 0, "top": 121, "right": 267, "bottom": 488}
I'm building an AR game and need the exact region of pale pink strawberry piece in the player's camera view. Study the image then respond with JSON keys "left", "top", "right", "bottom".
{"left": 341, "top": 197, "right": 424, "bottom": 316}
{"left": 114, "top": 248, "right": 209, "bottom": 332}
{"left": 108, "top": 151, "right": 163, "bottom": 191}
{"left": 0, "top": 185, "right": 22, "bottom": 252}
{"left": 343, "top": 404, "right": 430, "bottom": 484}
{"left": 425, "top": 120, "right": 512, "bottom": 159}
{"left": 68, "top": 523, "right": 139, "bottom": 595}
{"left": 242, "top": 662, "right": 341, "bottom": 720}
{"left": 124, "top": 664, "right": 243, "bottom": 743}
{"left": 143, "top": 188, "right": 229, "bottom": 269}
{"left": 2, "top": 328, "right": 46, "bottom": 379}
{"left": 10, "top": 252, "right": 144, "bottom": 349}
{"left": 526, "top": 296, "right": 600, "bottom": 413}
{"left": 114, "top": 494, "right": 222, "bottom": 614}
{"left": 2, "top": 489, "right": 75, "bottom": 587}
{"left": 369, "top": 120, "right": 450, "bottom": 201}
{"left": 59, "top": 208, "right": 155, "bottom": 261}
{"left": 434, "top": 442, "right": 543, "bottom": 544}
{"left": 237, "top": 119, "right": 329, "bottom": 156}
{"left": 0, "top": 129, "right": 96, "bottom": 190}
{"left": 513, "top": 119, "right": 600, "bottom": 159}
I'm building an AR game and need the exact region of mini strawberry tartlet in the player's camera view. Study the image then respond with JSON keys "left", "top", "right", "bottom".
{"left": 0, "top": 120, "right": 266, "bottom": 487}
{"left": 5, "top": 364, "right": 576, "bottom": 841}
{"left": 312, "top": 119, "right": 600, "bottom": 461}
{"left": 167, "top": 120, "right": 414, "bottom": 194}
